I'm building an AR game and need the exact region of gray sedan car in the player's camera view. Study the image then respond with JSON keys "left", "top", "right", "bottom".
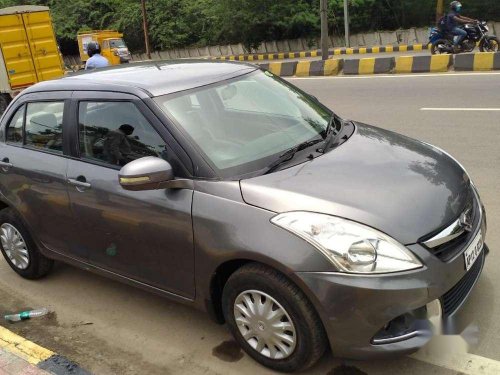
{"left": 0, "top": 61, "right": 488, "bottom": 372}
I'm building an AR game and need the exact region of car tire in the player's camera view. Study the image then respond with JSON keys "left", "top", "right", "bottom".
{"left": 222, "top": 263, "right": 327, "bottom": 372}
{"left": 0, "top": 208, "right": 53, "bottom": 279}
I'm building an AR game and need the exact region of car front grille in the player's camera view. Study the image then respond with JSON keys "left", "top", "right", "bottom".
{"left": 441, "top": 248, "right": 484, "bottom": 316}
{"left": 422, "top": 189, "right": 480, "bottom": 262}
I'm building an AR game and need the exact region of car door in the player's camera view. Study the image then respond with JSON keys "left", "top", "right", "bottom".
{"left": 66, "top": 92, "right": 195, "bottom": 298}
{"left": 0, "top": 92, "right": 78, "bottom": 258}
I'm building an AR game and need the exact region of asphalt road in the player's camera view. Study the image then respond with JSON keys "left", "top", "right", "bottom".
{"left": 0, "top": 71, "right": 499, "bottom": 375}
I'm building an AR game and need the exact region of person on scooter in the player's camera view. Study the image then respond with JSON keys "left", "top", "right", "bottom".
{"left": 447, "top": 1, "right": 478, "bottom": 52}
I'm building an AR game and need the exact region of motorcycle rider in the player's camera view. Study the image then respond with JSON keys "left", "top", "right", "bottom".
{"left": 447, "top": 1, "right": 478, "bottom": 52}
{"left": 85, "top": 41, "right": 109, "bottom": 70}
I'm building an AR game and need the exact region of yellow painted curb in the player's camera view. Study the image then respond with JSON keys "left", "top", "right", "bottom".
{"left": 395, "top": 56, "right": 414, "bottom": 73}
{"left": 0, "top": 325, "right": 54, "bottom": 365}
{"left": 268, "top": 62, "right": 282, "bottom": 76}
{"left": 359, "top": 58, "right": 376, "bottom": 74}
{"left": 430, "top": 54, "right": 451, "bottom": 72}
{"left": 295, "top": 61, "right": 311, "bottom": 77}
{"left": 473, "top": 52, "right": 495, "bottom": 71}
{"left": 324, "top": 59, "right": 341, "bottom": 75}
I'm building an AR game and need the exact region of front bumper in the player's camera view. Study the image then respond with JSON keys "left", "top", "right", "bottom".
{"left": 295, "top": 228, "right": 487, "bottom": 360}
{"left": 119, "top": 55, "right": 131, "bottom": 63}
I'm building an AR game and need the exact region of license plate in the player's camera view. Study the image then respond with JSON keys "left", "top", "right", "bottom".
{"left": 464, "top": 231, "right": 484, "bottom": 271}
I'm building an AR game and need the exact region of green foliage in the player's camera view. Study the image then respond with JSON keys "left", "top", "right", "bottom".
{"left": 0, "top": 0, "right": 499, "bottom": 54}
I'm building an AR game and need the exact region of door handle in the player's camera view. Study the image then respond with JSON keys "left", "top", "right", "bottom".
{"left": 68, "top": 178, "right": 91, "bottom": 189}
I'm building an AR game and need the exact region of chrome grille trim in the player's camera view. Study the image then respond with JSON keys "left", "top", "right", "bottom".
{"left": 423, "top": 193, "right": 475, "bottom": 249}
{"left": 423, "top": 217, "right": 467, "bottom": 248}
{"left": 421, "top": 187, "right": 483, "bottom": 262}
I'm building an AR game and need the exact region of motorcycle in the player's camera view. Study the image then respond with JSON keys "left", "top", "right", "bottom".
{"left": 430, "top": 21, "right": 499, "bottom": 54}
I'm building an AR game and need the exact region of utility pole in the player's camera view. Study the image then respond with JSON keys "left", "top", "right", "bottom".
{"left": 320, "top": 0, "right": 328, "bottom": 60}
{"left": 141, "top": 0, "right": 151, "bottom": 60}
{"left": 436, "top": 0, "right": 444, "bottom": 22}
{"left": 344, "top": 0, "right": 350, "bottom": 48}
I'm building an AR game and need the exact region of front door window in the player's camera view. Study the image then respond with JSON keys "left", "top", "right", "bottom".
{"left": 78, "top": 101, "right": 168, "bottom": 167}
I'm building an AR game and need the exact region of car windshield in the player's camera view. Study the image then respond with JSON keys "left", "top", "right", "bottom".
{"left": 154, "top": 70, "right": 332, "bottom": 177}
{"left": 109, "top": 39, "right": 126, "bottom": 48}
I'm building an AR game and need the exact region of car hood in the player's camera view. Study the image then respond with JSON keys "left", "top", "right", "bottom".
{"left": 240, "top": 123, "right": 471, "bottom": 245}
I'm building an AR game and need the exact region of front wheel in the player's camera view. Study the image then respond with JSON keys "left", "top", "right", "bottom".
{"left": 431, "top": 39, "right": 452, "bottom": 55}
{"left": 480, "top": 36, "right": 500, "bottom": 52}
{"left": 222, "top": 263, "right": 327, "bottom": 372}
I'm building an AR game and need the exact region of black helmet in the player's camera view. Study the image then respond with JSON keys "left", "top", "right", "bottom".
{"left": 87, "top": 41, "right": 101, "bottom": 58}
{"left": 450, "top": 1, "right": 462, "bottom": 12}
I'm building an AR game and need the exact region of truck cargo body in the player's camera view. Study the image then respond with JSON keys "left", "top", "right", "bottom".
{"left": 0, "top": 6, "right": 64, "bottom": 95}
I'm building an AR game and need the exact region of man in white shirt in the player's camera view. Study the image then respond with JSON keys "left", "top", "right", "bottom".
{"left": 85, "top": 42, "right": 109, "bottom": 70}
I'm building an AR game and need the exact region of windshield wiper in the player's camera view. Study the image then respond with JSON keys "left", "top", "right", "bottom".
{"left": 263, "top": 137, "right": 324, "bottom": 175}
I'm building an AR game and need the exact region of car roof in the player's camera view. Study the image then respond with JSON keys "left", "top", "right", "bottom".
{"left": 25, "top": 60, "right": 259, "bottom": 97}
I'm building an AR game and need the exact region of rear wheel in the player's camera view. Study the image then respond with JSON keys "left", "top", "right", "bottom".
{"left": 480, "top": 36, "right": 499, "bottom": 52}
{"left": 0, "top": 208, "right": 53, "bottom": 279}
{"left": 222, "top": 263, "right": 327, "bottom": 372}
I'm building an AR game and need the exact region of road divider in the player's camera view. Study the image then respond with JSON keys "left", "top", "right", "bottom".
{"left": 254, "top": 52, "right": 499, "bottom": 77}
{"left": 260, "top": 59, "right": 343, "bottom": 77}
{"left": 212, "top": 43, "right": 430, "bottom": 61}
{"left": 395, "top": 55, "right": 452, "bottom": 73}
{"left": 454, "top": 52, "right": 500, "bottom": 71}
{"left": 344, "top": 57, "right": 394, "bottom": 75}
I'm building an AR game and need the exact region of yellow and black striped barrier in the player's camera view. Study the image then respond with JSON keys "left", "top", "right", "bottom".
{"left": 255, "top": 52, "right": 499, "bottom": 76}
{"left": 343, "top": 57, "right": 395, "bottom": 75}
{"left": 295, "top": 59, "right": 343, "bottom": 76}
{"left": 454, "top": 52, "right": 500, "bottom": 71}
{"left": 332, "top": 43, "right": 429, "bottom": 56}
{"left": 215, "top": 50, "right": 320, "bottom": 62}
{"left": 212, "top": 43, "right": 430, "bottom": 61}
{"left": 395, "top": 55, "right": 452, "bottom": 73}
{"left": 259, "top": 59, "right": 342, "bottom": 77}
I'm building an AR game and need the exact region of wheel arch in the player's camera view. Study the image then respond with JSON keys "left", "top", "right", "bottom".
{"left": 206, "top": 257, "right": 329, "bottom": 336}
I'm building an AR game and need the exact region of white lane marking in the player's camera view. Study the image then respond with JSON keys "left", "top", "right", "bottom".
{"left": 421, "top": 108, "right": 500, "bottom": 111}
{"left": 411, "top": 335, "right": 500, "bottom": 375}
{"left": 287, "top": 72, "right": 500, "bottom": 80}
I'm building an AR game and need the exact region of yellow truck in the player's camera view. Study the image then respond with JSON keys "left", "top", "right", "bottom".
{"left": 77, "top": 30, "right": 131, "bottom": 66}
{"left": 0, "top": 5, "right": 64, "bottom": 114}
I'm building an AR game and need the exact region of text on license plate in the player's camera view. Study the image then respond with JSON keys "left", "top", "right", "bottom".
{"left": 464, "top": 231, "right": 483, "bottom": 271}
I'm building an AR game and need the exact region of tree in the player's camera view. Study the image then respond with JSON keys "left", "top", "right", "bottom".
{"left": 0, "top": 0, "right": 498, "bottom": 54}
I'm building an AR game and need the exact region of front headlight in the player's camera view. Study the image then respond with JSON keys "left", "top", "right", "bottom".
{"left": 271, "top": 212, "right": 422, "bottom": 274}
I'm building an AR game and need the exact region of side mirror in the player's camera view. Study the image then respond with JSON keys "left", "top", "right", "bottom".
{"left": 119, "top": 156, "right": 174, "bottom": 191}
